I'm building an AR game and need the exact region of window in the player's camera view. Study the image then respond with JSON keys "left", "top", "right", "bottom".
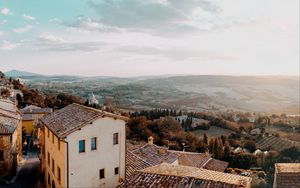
{"left": 52, "top": 133, "right": 54, "bottom": 143}
{"left": 57, "top": 166, "right": 61, "bottom": 183}
{"left": 113, "top": 133, "right": 118, "bottom": 145}
{"left": 52, "top": 158, "right": 55, "bottom": 173}
{"left": 48, "top": 173, "right": 50, "bottom": 186}
{"left": 79, "top": 140, "right": 85, "bottom": 153}
{"left": 114, "top": 167, "right": 119, "bottom": 175}
{"left": 99, "top": 169, "right": 105, "bottom": 179}
{"left": 58, "top": 140, "right": 60, "bottom": 150}
{"left": 47, "top": 152, "right": 50, "bottom": 166}
{"left": 0, "top": 150, "right": 4, "bottom": 161}
{"left": 91, "top": 137, "right": 97, "bottom": 150}
{"left": 47, "top": 129, "right": 50, "bottom": 138}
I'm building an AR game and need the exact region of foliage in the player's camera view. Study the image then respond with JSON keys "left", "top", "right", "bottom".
{"left": 244, "top": 140, "right": 257, "bottom": 152}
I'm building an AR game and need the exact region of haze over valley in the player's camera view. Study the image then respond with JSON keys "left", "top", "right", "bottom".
{"left": 6, "top": 70, "right": 299, "bottom": 114}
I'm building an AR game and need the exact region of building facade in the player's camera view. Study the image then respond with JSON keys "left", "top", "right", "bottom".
{"left": 273, "top": 163, "right": 300, "bottom": 188}
{"left": 0, "top": 99, "right": 22, "bottom": 181}
{"left": 40, "top": 104, "right": 127, "bottom": 188}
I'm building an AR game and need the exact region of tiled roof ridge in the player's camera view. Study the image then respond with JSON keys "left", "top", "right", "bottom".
{"left": 0, "top": 111, "right": 20, "bottom": 120}
{"left": 0, "top": 106, "right": 18, "bottom": 114}
{"left": 201, "top": 157, "right": 213, "bottom": 168}
{"left": 130, "top": 143, "right": 149, "bottom": 153}
{"left": 72, "top": 103, "right": 129, "bottom": 121}
{"left": 141, "top": 163, "right": 251, "bottom": 187}
{"left": 41, "top": 111, "right": 102, "bottom": 138}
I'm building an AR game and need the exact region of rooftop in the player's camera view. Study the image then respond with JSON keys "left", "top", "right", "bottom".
{"left": 126, "top": 151, "right": 152, "bottom": 178}
{"left": 0, "top": 99, "right": 20, "bottom": 134}
{"left": 143, "top": 163, "right": 251, "bottom": 187}
{"left": 21, "top": 105, "right": 53, "bottom": 114}
{"left": 130, "top": 144, "right": 179, "bottom": 166}
{"left": 41, "top": 103, "right": 128, "bottom": 138}
{"left": 275, "top": 163, "right": 300, "bottom": 173}
{"left": 121, "top": 163, "right": 251, "bottom": 188}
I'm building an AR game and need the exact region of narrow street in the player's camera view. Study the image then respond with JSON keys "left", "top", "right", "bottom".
{"left": 0, "top": 151, "right": 40, "bottom": 188}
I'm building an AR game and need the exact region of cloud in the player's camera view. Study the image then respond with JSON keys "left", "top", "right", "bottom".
{"left": 65, "top": 16, "right": 123, "bottom": 33}
{"left": 36, "top": 33, "right": 106, "bottom": 52}
{"left": 117, "top": 45, "right": 234, "bottom": 61}
{"left": 86, "top": 0, "right": 221, "bottom": 34}
{"left": 0, "top": 8, "right": 13, "bottom": 16}
{"left": 23, "top": 14, "right": 36, "bottom": 20}
{"left": 0, "top": 40, "right": 20, "bottom": 50}
{"left": 13, "top": 25, "right": 33, "bottom": 33}
{"left": 38, "top": 34, "right": 66, "bottom": 44}
{"left": 0, "top": 31, "right": 5, "bottom": 36}
{"left": 48, "top": 18, "right": 63, "bottom": 23}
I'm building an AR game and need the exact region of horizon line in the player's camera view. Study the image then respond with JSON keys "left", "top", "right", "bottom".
{"left": 2, "top": 69, "right": 300, "bottom": 78}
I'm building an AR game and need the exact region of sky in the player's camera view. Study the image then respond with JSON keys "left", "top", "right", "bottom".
{"left": 0, "top": 0, "right": 299, "bottom": 77}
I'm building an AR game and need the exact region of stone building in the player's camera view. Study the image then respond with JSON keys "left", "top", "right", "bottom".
{"left": 273, "top": 163, "right": 300, "bottom": 188}
{"left": 0, "top": 99, "right": 22, "bottom": 181}
{"left": 40, "top": 103, "right": 128, "bottom": 188}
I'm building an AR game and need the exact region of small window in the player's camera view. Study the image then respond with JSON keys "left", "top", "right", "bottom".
{"left": 57, "top": 166, "right": 61, "bottom": 183}
{"left": 0, "top": 151, "right": 4, "bottom": 161}
{"left": 91, "top": 137, "right": 97, "bottom": 150}
{"left": 99, "top": 169, "right": 105, "bottom": 179}
{"left": 58, "top": 140, "right": 60, "bottom": 150}
{"left": 52, "top": 158, "right": 55, "bottom": 173}
{"left": 114, "top": 167, "right": 119, "bottom": 175}
{"left": 48, "top": 173, "right": 50, "bottom": 186}
{"left": 79, "top": 140, "right": 85, "bottom": 153}
{"left": 113, "top": 133, "right": 118, "bottom": 145}
{"left": 52, "top": 133, "right": 54, "bottom": 144}
{"left": 48, "top": 152, "right": 50, "bottom": 166}
{"left": 47, "top": 129, "right": 50, "bottom": 138}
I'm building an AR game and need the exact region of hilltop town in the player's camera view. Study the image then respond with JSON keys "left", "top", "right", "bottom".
{"left": 0, "top": 71, "right": 300, "bottom": 188}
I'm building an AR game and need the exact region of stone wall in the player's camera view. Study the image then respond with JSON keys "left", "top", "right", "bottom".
{"left": 0, "top": 135, "right": 17, "bottom": 181}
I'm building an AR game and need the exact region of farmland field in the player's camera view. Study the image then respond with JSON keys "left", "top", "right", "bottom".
{"left": 192, "top": 126, "right": 234, "bottom": 138}
{"left": 256, "top": 136, "right": 300, "bottom": 151}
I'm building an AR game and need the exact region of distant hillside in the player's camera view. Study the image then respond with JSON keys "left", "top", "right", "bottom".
{"left": 5, "top": 70, "right": 42, "bottom": 77}
{"left": 20, "top": 74, "right": 300, "bottom": 114}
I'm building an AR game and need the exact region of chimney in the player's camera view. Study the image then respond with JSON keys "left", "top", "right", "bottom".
{"left": 204, "top": 150, "right": 209, "bottom": 157}
{"left": 148, "top": 136, "right": 154, "bottom": 145}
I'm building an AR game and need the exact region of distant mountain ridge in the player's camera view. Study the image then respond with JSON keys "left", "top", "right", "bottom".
{"left": 5, "top": 70, "right": 42, "bottom": 77}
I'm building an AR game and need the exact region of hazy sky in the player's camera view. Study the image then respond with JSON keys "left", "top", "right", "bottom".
{"left": 0, "top": 0, "right": 299, "bottom": 77}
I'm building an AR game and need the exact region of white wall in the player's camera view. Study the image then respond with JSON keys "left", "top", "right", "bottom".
{"left": 66, "top": 117, "right": 126, "bottom": 188}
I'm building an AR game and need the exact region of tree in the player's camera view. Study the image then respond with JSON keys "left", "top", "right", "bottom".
{"left": 203, "top": 133, "right": 208, "bottom": 145}
{"left": 213, "top": 138, "right": 224, "bottom": 159}
{"left": 209, "top": 138, "right": 214, "bottom": 154}
{"left": 244, "top": 140, "right": 256, "bottom": 152}
{"left": 280, "top": 146, "right": 300, "bottom": 160}
{"left": 0, "top": 88, "right": 11, "bottom": 98}
{"left": 223, "top": 141, "right": 231, "bottom": 161}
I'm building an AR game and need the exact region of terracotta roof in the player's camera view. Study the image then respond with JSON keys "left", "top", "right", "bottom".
{"left": 121, "top": 171, "right": 197, "bottom": 188}
{"left": 0, "top": 99, "right": 20, "bottom": 134}
{"left": 202, "top": 158, "right": 229, "bottom": 172}
{"left": 143, "top": 163, "right": 251, "bottom": 187}
{"left": 172, "top": 151, "right": 211, "bottom": 168}
{"left": 275, "top": 163, "right": 300, "bottom": 173}
{"left": 130, "top": 144, "right": 179, "bottom": 166}
{"left": 0, "top": 116, "right": 19, "bottom": 134}
{"left": 21, "top": 105, "right": 53, "bottom": 114}
{"left": 170, "top": 150, "right": 228, "bottom": 172}
{"left": 41, "top": 103, "right": 128, "bottom": 138}
{"left": 121, "top": 163, "right": 251, "bottom": 188}
{"left": 126, "top": 151, "right": 152, "bottom": 178}
{"left": 126, "top": 142, "right": 229, "bottom": 178}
